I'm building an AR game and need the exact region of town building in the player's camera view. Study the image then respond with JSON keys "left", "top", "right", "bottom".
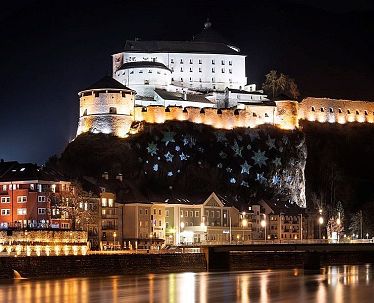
{"left": 0, "top": 161, "right": 70, "bottom": 229}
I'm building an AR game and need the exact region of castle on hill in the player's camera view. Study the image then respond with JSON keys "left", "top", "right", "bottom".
{"left": 76, "top": 21, "right": 374, "bottom": 138}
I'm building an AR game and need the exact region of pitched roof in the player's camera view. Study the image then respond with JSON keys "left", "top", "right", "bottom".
{"left": 117, "top": 61, "right": 171, "bottom": 71}
{"left": 0, "top": 161, "right": 18, "bottom": 178}
{"left": 154, "top": 88, "right": 213, "bottom": 104}
{"left": 81, "top": 76, "right": 133, "bottom": 92}
{"left": 193, "top": 22, "right": 229, "bottom": 44}
{"left": 0, "top": 162, "right": 67, "bottom": 182}
{"left": 123, "top": 40, "right": 241, "bottom": 55}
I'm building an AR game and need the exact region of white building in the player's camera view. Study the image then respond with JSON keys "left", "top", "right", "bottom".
{"left": 113, "top": 21, "right": 268, "bottom": 107}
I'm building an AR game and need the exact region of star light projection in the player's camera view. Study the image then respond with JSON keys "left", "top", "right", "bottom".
{"left": 136, "top": 122, "right": 306, "bottom": 207}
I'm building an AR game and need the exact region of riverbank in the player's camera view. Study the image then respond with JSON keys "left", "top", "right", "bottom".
{"left": 1, "top": 248, "right": 374, "bottom": 279}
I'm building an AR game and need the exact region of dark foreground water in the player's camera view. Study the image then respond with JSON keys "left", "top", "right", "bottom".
{"left": 1, "top": 265, "right": 374, "bottom": 303}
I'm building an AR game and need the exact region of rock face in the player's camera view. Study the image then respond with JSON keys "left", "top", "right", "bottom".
{"left": 62, "top": 121, "right": 307, "bottom": 207}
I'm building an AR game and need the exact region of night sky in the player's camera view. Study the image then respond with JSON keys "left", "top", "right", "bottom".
{"left": 1, "top": 0, "right": 373, "bottom": 164}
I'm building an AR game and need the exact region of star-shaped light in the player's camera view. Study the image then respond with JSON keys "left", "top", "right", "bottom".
{"left": 266, "top": 136, "right": 276, "bottom": 150}
{"left": 272, "top": 157, "right": 281, "bottom": 167}
{"left": 167, "top": 171, "right": 173, "bottom": 177}
{"left": 164, "top": 152, "right": 174, "bottom": 162}
{"left": 215, "top": 132, "right": 227, "bottom": 143}
{"left": 161, "top": 131, "right": 176, "bottom": 146}
{"left": 240, "top": 161, "right": 251, "bottom": 175}
{"left": 230, "top": 178, "right": 236, "bottom": 184}
{"left": 286, "top": 175, "right": 293, "bottom": 184}
{"left": 232, "top": 140, "right": 243, "bottom": 158}
{"left": 217, "top": 163, "right": 223, "bottom": 169}
{"left": 146, "top": 142, "right": 158, "bottom": 156}
{"left": 153, "top": 164, "right": 159, "bottom": 172}
{"left": 175, "top": 146, "right": 181, "bottom": 152}
{"left": 255, "top": 173, "right": 267, "bottom": 184}
{"left": 252, "top": 150, "right": 268, "bottom": 168}
{"left": 183, "top": 134, "right": 196, "bottom": 147}
{"left": 179, "top": 153, "right": 188, "bottom": 161}
{"left": 272, "top": 175, "right": 281, "bottom": 185}
{"left": 226, "top": 167, "right": 232, "bottom": 173}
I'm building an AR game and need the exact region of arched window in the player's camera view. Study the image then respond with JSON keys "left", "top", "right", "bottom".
{"left": 109, "top": 107, "right": 117, "bottom": 114}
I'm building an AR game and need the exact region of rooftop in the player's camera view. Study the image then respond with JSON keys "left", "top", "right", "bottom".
{"left": 81, "top": 75, "right": 134, "bottom": 92}
{"left": 155, "top": 88, "right": 214, "bottom": 104}
{"left": 117, "top": 61, "right": 171, "bottom": 71}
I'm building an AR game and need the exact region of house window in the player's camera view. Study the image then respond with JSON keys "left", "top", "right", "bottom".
{"left": 221, "top": 60, "right": 225, "bottom": 65}
{"left": 145, "top": 209, "right": 148, "bottom": 215}
{"left": 211, "top": 211, "right": 214, "bottom": 218}
{"left": 229, "top": 61, "right": 232, "bottom": 65}
{"left": 338, "top": 108, "right": 342, "bottom": 113}
{"left": 185, "top": 211, "right": 188, "bottom": 217}
{"left": 159, "top": 220, "right": 162, "bottom": 226}
{"left": 38, "top": 208, "right": 46, "bottom": 215}
{"left": 17, "top": 208, "right": 27, "bottom": 215}
{"left": 195, "top": 211, "right": 199, "bottom": 217}
{"left": 109, "top": 107, "right": 117, "bottom": 114}
{"left": 139, "top": 70, "right": 143, "bottom": 73}
{"left": 180, "top": 67, "right": 183, "bottom": 72}
{"left": 17, "top": 196, "right": 27, "bottom": 203}
{"left": 265, "top": 113, "right": 269, "bottom": 117}
{"left": 189, "top": 77, "right": 192, "bottom": 82}
{"left": 320, "top": 108, "right": 324, "bottom": 112}
{"left": 199, "top": 59, "right": 202, "bottom": 64}
{"left": 166, "top": 210, "right": 169, "bottom": 217}
{"left": 212, "top": 78, "right": 215, "bottom": 82}
{"left": 158, "top": 209, "right": 161, "bottom": 215}
{"left": 329, "top": 108, "right": 333, "bottom": 113}
{"left": 108, "top": 198, "right": 114, "bottom": 207}
{"left": 1, "top": 197, "right": 10, "bottom": 203}
{"left": 212, "top": 59, "right": 215, "bottom": 65}
{"left": 347, "top": 109, "right": 351, "bottom": 114}
{"left": 189, "top": 68, "right": 192, "bottom": 72}
{"left": 365, "top": 110, "right": 368, "bottom": 115}
{"left": 199, "top": 68, "right": 202, "bottom": 73}
{"left": 356, "top": 110, "right": 360, "bottom": 115}
{"left": 212, "top": 68, "right": 215, "bottom": 73}
{"left": 180, "top": 59, "right": 183, "bottom": 64}
{"left": 189, "top": 59, "right": 193, "bottom": 64}
{"left": 153, "top": 209, "right": 156, "bottom": 215}
{"left": 101, "top": 198, "right": 107, "bottom": 207}
{"left": 139, "top": 209, "right": 143, "bottom": 215}
{"left": 180, "top": 78, "right": 183, "bottom": 82}
{"left": 2, "top": 185, "right": 6, "bottom": 191}
{"left": 38, "top": 196, "right": 46, "bottom": 203}
{"left": 166, "top": 222, "right": 169, "bottom": 228}
{"left": 148, "top": 70, "right": 152, "bottom": 73}
{"left": 222, "top": 68, "right": 225, "bottom": 73}
{"left": 1, "top": 209, "right": 10, "bottom": 216}
{"left": 170, "top": 58, "right": 174, "bottom": 64}
{"left": 229, "top": 69, "right": 232, "bottom": 74}
{"left": 190, "top": 211, "right": 193, "bottom": 217}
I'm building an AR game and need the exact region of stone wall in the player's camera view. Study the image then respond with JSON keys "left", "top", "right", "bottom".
{"left": 0, "top": 253, "right": 206, "bottom": 278}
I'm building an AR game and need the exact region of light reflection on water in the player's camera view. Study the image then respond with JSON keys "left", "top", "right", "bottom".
{"left": 1, "top": 265, "right": 374, "bottom": 303}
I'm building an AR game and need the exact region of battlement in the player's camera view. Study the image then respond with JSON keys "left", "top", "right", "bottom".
{"left": 76, "top": 97, "right": 374, "bottom": 138}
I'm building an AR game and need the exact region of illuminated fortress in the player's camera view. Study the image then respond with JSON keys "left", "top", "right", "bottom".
{"left": 76, "top": 22, "right": 374, "bottom": 138}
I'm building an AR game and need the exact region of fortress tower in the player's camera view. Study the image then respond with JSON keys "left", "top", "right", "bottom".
{"left": 76, "top": 76, "right": 136, "bottom": 138}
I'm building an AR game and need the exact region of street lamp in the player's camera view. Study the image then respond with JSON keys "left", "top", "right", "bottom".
{"left": 336, "top": 212, "right": 341, "bottom": 243}
{"left": 113, "top": 232, "right": 117, "bottom": 250}
{"left": 242, "top": 218, "right": 248, "bottom": 243}
{"left": 318, "top": 216, "right": 324, "bottom": 240}
{"left": 180, "top": 222, "right": 185, "bottom": 245}
{"left": 260, "top": 215, "right": 267, "bottom": 242}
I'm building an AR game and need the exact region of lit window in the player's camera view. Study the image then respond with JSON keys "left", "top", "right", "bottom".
{"left": 195, "top": 211, "right": 199, "bottom": 217}
{"left": 17, "top": 208, "right": 27, "bottom": 215}
{"left": 101, "top": 198, "right": 107, "bottom": 207}
{"left": 2, "top": 185, "right": 6, "bottom": 191}
{"left": 108, "top": 199, "right": 114, "bottom": 207}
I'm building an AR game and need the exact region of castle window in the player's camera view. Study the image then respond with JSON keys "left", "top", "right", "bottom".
{"left": 356, "top": 110, "right": 359, "bottom": 115}
{"left": 109, "top": 107, "right": 117, "bottom": 114}
{"left": 189, "top": 59, "right": 193, "bottom": 64}
{"left": 170, "top": 58, "right": 174, "bottom": 64}
{"left": 253, "top": 113, "right": 257, "bottom": 117}
{"left": 338, "top": 108, "right": 342, "bottom": 113}
{"left": 365, "top": 110, "right": 368, "bottom": 115}
{"left": 212, "top": 59, "right": 215, "bottom": 65}
{"left": 199, "top": 68, "right": 202, "bottom": 73}
{"left": 180, "top": 78, "right": 183, "bottom": 82}
{"left": 329, "top": 108, "right": 333, "bottom": 113}
{"left": 212, "top": 68, "right": 215, "bottom": 73}
{"left": 130, "top": 70, "right": 134, "bottom": 74}
{"left": 199, "top": 78, "right": 202, "bottom": 82}
{"left": 199, "top": 59, "right": 202, "bottom": 64}
{"left": 265, "top": 113, "right": 269, "bottom": 117}
{"left": 311, "top": 107, "right": 315, "bottom": 112}
{"left": 347, "top": 109, "right": 351, "bottom": 114}
{"left": 189, "top": 68, "right": 193, "bottom": 72}
{"left": 180, "top": 59, "right": 183, "bottom": 64}
{"left": 83, "top": 109, "right": 87, "bottom": 116}
{"left": 229, "top": 69, "right": 232, "bottom": 74}
{"left": 320, "top": 107, "right": 324, "bottom": 112}
{"left": 221, "top": 60, "right": 225, "bottom": 65}
{"left": 229, "top": 61, "right": 232, "bottom": 66}
{"left": 94, "top": 92, "right": 99, "bottom": 97}
{"left": 171, "top": 67, "right": 174, "bottom": 72}
{"left": 212, "top": 78, "right": 215, "bottom": 82}
{"left": 139, "top": 70, "right": 143, "bottom": 73}
{"left": 189, "top": 77, "right": 192, "bottom": 82}
{"left": 171, "top": 78, "right": 174, "bottom": 81}
{"left": 157, "top": 71, "right": 160, "bottom": 74}
{"left": 144, "top": 80, "right": 149, "bottom": 85}
{"left": 148, "top": 70, "right": 152, "bottom": 73}
{"left": 180, "top": 67, "right": 183, "bottom": 72}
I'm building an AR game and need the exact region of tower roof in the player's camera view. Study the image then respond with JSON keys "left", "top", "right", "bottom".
{"left": 193, "top": 20, "right": 229, "bottom": 44}
{"left": 81, "top": 76, "right": 134, "bottom": 92}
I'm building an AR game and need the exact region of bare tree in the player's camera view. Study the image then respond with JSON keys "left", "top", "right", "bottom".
{"left": 288, "top": 78, "right": 300, "bottom": 100}
{"left": 262, "top": 70, "right": 301, "bottom": 100}
{"left": 262, "top": 70, "right": 279, "bottom": 99}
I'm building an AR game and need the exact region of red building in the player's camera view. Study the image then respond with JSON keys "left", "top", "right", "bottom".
{"left": 0, "top": 161, "right": 71, "bottom": 229}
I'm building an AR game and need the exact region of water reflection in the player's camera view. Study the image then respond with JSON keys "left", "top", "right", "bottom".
{"left": 0, "top": 265, "right": 373, "bottom": 303}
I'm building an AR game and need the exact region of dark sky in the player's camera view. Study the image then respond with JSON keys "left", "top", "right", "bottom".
{"left": 0, "top": 0, "right": 373, "bottom": 164}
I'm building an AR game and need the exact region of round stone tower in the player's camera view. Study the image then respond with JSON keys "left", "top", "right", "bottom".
{"left": 76, "top": 76, "right": 136, "bottom": 138}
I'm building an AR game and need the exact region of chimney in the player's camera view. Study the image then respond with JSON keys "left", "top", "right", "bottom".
{"left": 183, "top": 91, "right": 187, "bottom": 101}
{"left": 102, "top": 172, "right": 109, "bottom": 180}
{"left": 116, "top": 173, "right": 123, "bottom": 182}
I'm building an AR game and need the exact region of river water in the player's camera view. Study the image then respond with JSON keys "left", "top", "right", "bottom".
{"left": 0, "top": 265, "right": 373, "bottom": 303}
